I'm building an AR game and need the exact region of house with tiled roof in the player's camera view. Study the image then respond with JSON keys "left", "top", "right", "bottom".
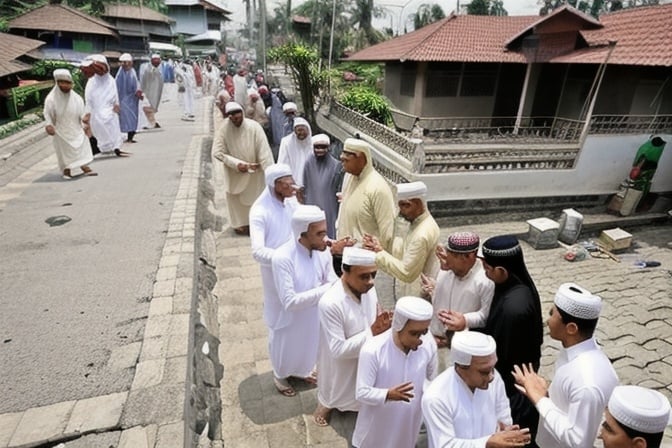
{"left": 101, "top": 4, "right": 175, "bottom": 57}
{"left": 7, "top": 2, "right": 119, "bottom": 62}
{"left": 318, "top": 4, "right": 672, "bottom": 213}
{"left": 0, "top": 33, "right": 45, "bottom": 121}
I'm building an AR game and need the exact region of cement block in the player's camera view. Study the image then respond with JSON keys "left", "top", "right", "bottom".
{"left": 155, "top": 421, "right": 184, "bottom": 448}
{"left": 153, "top": 280, "right": 176, "bottom": 297}
{"left": 139, "top": 336, "right": 168, "bottom": 362}
{"left": 108, "top": 342, "right": 142, "bottom": 370}
{"left": 132, "top": 359, "right": 165, "bottom": 390}
{"left": 118, "top": 425, "right": 151, "bottom": 448}
{"left": 0, "top": 412, "right": 23, "bottom": 448}
{"left": 148, "top": 297, "right": 173, "bottom": 316}
{"left": 121, "top": 383, "right": 186, "bottom": 428}
{"left": 9, "top": 401, "right": 75, "bottom": 447}
{"left": 65, "top": 391, "right": 127, "bottom": 434}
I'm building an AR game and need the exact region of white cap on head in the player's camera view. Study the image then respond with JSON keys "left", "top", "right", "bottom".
{"left": 80, "top": 59, "right": 93, "bottom": 67}
{"left": 225, "top": 102, "right": 243, "bottom": 114}
{"left": 451, "top": 331, "right": 496, "bottom": 366}
{"left": 264, "top": 163, "right": 293, "bottom": 187}
{"left": 396, "top": 181, "right": 427, "bottom": 200}
{"left": 119, "top": 53, "right": 132, "bottom": 62}
{"left": 312, "top": 134, "right": 330, "bottom": 146}
{"left": 90, "top": 54, "right": 107, "bottom": 64}
{"left": 392, "top": 296, "right": 433, "bottom": 332}
{"left": 554, "top": 283, "right": 602, "bottom": 320}
{"left": 343, "top": 138, "right": 371, "bottom": 153}
{"left": 151, "top": 53, "right": 161, "bottom": 59}
{"left": 291, "top": 205, "right": 325, "bottom": 238}
{"left": 608, "top": 385, "right": 672, "bottom": 434}
{"left": 283, "top": 102, "right": 297, "bottom": 112}
{"left": 53, "top": 69, "right": 72, "bottom": 82}
{"left": 342, "top": 247, "right": 376, "bottom": 267}
{"left": 293, "top": 117, "right": 309, "bottom": 129}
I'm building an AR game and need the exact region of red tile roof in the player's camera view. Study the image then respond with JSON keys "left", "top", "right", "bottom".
{"left": 9, "top": 4, "right": 118, "bottom": 37}
{"left": 348, "top": 4, "right": 672, "bottom": 67}
{"left": 103, "top": 4, "right": 175, "bottom": 24}
{"left": 0, "top": 32, "right": 45, "bottom": 77}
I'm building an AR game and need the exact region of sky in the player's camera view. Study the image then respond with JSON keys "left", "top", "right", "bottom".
{"left": 222, "top": 0, "right": 541, "bottom": 31}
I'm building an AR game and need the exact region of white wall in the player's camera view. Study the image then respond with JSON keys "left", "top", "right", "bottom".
{"left": 409, "top": 134, "right": 672, "bottom": 201}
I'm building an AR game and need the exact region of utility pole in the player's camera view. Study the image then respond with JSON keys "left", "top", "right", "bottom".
{"left": 259, "top": 0, "right": 267, "bottom": 72}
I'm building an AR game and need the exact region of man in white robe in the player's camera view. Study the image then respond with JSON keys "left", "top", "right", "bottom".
{"left": 600, "top": 385, "right": 671, "bottom": 448}
{"left": 352, "top": 296, "right": 437, "bottom": 448}
{"left": 270, "top": 205, "right": 337, "bottom": 396}
{"left": 250, "top": 164, "right": 299, "bottom": 332}
{"left": 513, "top": 283, "right": 619, "bottom": 448}
{"left": 278, "top": 117, "right": 312, "bottom": 187}
{"left": 43, "top": 69, "right": 96, "bottom": 179}
{"left": 422, "top": 331, "right": 532, "bottom": 448}
{"left": 423, "top": 232, "right": 494, "bottom": 360}
{"left": 363, "top": 181, "right": 439, "bottom": 299}
{"left": 175, "top": 60, "right": 195, "bottom": 121}
{"left": 139, "top": 53, "right": 164, "bottom": 128}
{"left": 233, "top": 67, "right": 248, "bottom": 106}
{"left": 213, "top": 102, "right": 274, "bottom": 234}
{"left": 314, "top": 247, "right": 393, "bottom": 426}
{"left": 85, "top": 55, "right": 129, "bottom": 157}
{"left": 336, "top": 138, "right": 396, "bottom": 252}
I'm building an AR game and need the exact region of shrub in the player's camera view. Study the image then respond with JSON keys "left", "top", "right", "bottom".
{"left": 339, "top": 86, "right": 392, "bottom": 126}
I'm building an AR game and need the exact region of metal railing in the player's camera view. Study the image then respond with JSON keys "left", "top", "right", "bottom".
{"left": 589, "top": 114, "right": 672, "bottom": 135}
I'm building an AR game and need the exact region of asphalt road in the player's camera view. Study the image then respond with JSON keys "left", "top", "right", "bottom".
{"left": 0, "top": 88, "right": 201, "bottom": 413}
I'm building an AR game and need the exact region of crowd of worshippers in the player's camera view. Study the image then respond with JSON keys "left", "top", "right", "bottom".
{"left": 209, "top": 104, "right": 672, "bottom": 448}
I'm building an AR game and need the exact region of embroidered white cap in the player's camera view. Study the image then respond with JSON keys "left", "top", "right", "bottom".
{"left": 282, "top": 102, "right": 297, "bottom": 112}
{"left": 554, "top": 283, "right": 602, "bottom": 320}
{"left": 392, "top": 296, "right": 433, "bottom": 331}
{"left": 342, "top": 247, "right": 376, "bottom": 267}
{"left": 396, "top": 181, "right": 427, "bottom": 200}
{"left": 291, "top": 205, "right": 325, "bottom": 238}
{"left": 225, "top": 102, "right": 243, "bottom": 114}
{"left": 312, "top": 134, "right": 330, "bottom": 146}
{"left": 343, "top": 138, "right": 370, "bottom": 153}
{"left": 119, "top": 53, "right": 133, "bottom": 62}
{"left": 608, "top": 385, "right": 672, "bottom": 434}
{"left": 451, "top": 331, "right": 496, "bottom": 366}
{"left": 53, "top": 69, "right": 72, "bottom": 82}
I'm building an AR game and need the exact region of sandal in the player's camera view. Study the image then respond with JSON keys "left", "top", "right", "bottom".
{"left": 81, "top": 166, "right": 98, "bottom": 176}
{"left": 273, "top": 377, "right": 296, "bottom": 397}
{"left": 303, "top": 369, "right": 318, "bottom": 385}
{"left": 114, "top": 149, "right": 131, "bottom": 157}
{"left": 233, "top": 226, "right": 250, "bottom": 236}
{"left": 63, "top": 169, "right": 72, "bottom": 180}
{"left": 313, "top": 404, "right": 331, "bottom": 427}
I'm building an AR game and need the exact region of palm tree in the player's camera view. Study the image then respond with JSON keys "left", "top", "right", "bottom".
{"left": 412, "top": 3, "right": 445, "bottom": 30}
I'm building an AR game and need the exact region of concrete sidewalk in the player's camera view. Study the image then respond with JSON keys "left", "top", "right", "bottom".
{"left": 214, "top": 191, "right": 672, "bottom": 447}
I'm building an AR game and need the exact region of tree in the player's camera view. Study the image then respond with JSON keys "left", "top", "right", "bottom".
{"left": 538, "top": 0, "right": 659, "bottom": 17}
{"left": 466, "top": 0, "right": 508, "bottom": 15}
{"left": 412, "top": 3, "right": 446, "bottom": 30}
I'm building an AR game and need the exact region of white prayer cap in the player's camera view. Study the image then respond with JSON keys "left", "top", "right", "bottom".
{"left": 264, "top": 163, "right": 293, "bottom": 187}
{"left": 225, "top": 102, "right": 243, "bottom": 114}
{"left": 291, "top": 205, "right": 326, "bottom": 238}
{"left": 151, "top": 53, "right": 161, "bottom": 59}
{"left": 119, "top": 53, "right": 133, "bottom": 62}
{"left": 312, "top": 134, "right": 330, "bottom": 146}
{"left": 451, "top": 331, "right": 496, "bottom": 366}
{"left": 342, "top": 247, "right": 376, "bottom": 267}
{"left": 392, "top": 296, "right": 433, "bottom": 331}
{"left": 608, "top": 385, "right": 672, "bottom": 434}
{"left": 283, "top": 102, "right": 297, "bottom": 112}
{"left": 554, "top": 283, "right": 602, "bottom": 320}
{"left": 343, "top": 138, "right": 371, "bottom": 153}
{"left": 80, "top": 59, "right": 93, "bottom": 67}
{"left": 53, "top": 69, "right": 72, "bottom": 82}
{"left": 396, "top": 181, "right": 427, "bottom": 200}
{"left": 89, "top": 54, "right": 107, "bottom": 64}
{"left": 293, "top": 117, "right": 309, "bottom": 130}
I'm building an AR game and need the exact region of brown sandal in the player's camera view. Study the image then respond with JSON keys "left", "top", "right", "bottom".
{"left": 313, "top": 404, "right": 331, "bottom": 427}
{"left": 273, "top": 377, "right": 296, "bottom": 397}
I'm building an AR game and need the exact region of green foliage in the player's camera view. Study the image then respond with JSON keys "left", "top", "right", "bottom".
{"left": 339, "top": 86, "right": 392, "bottom": 126}
{"left": 0, "top": 113, "right": 43, "bottom": 140}
{"left": 268, "top": 42, "right": 329, "bottom": 127}
{"left": 28, "top": 60, "right": 84, "bottom": 95}
{"left": 538, "top": 0, "right": 659, "bottom": 16}
{"left": 332, "top": 62, "right": 383, "bottom": 90}
{"left": 467, "top": 0, "right": 508, "bottom": 15}
{"left": 413, "top": 3, "right": 446, "bottom": 30}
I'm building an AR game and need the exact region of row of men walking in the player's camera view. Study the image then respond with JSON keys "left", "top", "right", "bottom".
{"left": 210, "top": 100, "right": 671, "bottom": 447}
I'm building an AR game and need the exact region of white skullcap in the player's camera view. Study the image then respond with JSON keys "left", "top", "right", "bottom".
{"left": 554, "top": 283, "right": 602, "bottom": 320}
{"left": 89, "top": 54, "right": 107, "bottom": 64}
{"left": 293, "top": 117, "right": 309, "bottom": 129}
{"left": 80, "top": 59, "right": 93, "bottom": 67}
{"left": 396, "top": 181, "right": 427, "bottom": 200}
{"left": 312, "top": 134, "right": 330, "bottom": 145}
{"left": 53, "top": 69, "right": 72, "bottom": 82}
{"left": 225, "top": 102, "right": 243, "bottom": 114}
{"left": 344, "top": 138, "right": 371, "bottom": 153}
{"left": 451, "top": 331, "right": 496, "bottom": 366}
{"left": 119, "top": 53, "right": 132, "bottom": 62}
{"left": 264, "top": 163, "right": 293, "bottom": 187}
{"left": 342, "top": 247, "right": 376, "bottom": 267}
{"left": 608, "top": 385, "right": 672, "bottom": 434}
{"left": 283, "top": 102, "right": 297, "bottom": 112}
{"left": 392, "top": 296, "right": 433, "bottom": 332}
{"left": 151, "top": 53, "right": 161, "bottom": 59}
{"left": 291, "top": 205, "right": 325, "bottom": 238}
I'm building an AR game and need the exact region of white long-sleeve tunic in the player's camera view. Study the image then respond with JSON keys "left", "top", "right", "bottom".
{"left": 422, "top": 367, "right": 512, "bottom": 448}
{"left": 249, "top": 188, "right": 298, "bottom": 329}
{"left": 317, "top": 280, "right": 378, "bottom": 411}
{"left": 535, "top": 338, "right": 619, "bottom": 448}
{"left": 429, "top": 260, "right": 494, "bottom": 337}
{"left": 269, "top": 239, "right": 337, "bottom": 378}
{"left": 277, "top": 125, "right": 312, "bottom": 186}
{"left": 85, "top": 73, "right": 123, "bottom": 153}
{"left": 352, "top": 330, "right": 438, "bottom": 448}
